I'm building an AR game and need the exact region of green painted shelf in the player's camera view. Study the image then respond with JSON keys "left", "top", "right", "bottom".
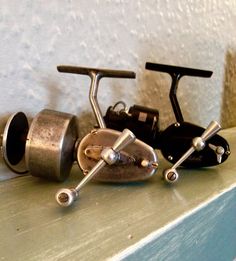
{"left": 0, "top": 127, "right": 235, "bottom": 261}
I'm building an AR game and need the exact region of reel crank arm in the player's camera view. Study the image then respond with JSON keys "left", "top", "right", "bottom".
{"left": 163, "top": 121, "right": 221, "bottom": 183}
{"left": 55, "top": 129, "right": 136, "bottom": 207}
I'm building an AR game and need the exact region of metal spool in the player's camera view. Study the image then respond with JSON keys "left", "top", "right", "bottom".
{"left": 1, "top": 112, "right": 29, "bottom": 174}
{"left": 25, "top": 109, "right": 78, "bottom": 181}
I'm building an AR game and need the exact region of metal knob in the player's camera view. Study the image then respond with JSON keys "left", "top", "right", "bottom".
{"left": 208, "top": 144, "right": 225, "bottom": 163}
{"left": 163, "top": 121, "right": 221, "bottom": 183}
{"left": 55, "top": 129, "right": 136, "bottom": 207}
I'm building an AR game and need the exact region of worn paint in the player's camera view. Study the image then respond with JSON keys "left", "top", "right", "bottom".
{"left": 110, "top": 186, "right": 236, "bottom": 261}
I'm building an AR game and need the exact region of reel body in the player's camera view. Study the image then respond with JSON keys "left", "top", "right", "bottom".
{"left": 104, "top": 105, "right": 230, "bottom": 168}
{"left": 104, "top": 104, "right": 160, "bottom": 146}
{"left": 159, "top": 122, "right": 230, "bottom": 168}
{"left": 77, "top": 128, "right": 158, "bottom": 182}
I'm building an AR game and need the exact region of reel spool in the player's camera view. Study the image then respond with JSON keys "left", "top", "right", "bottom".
{"left": 25, "top": 109, "right": 78, "bottom": 181}
{"left": 2, "top": 109, "right": 78, "bottom": 181}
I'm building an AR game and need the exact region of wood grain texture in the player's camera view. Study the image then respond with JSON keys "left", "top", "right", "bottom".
{"left": 0, "top": 127, "right": 235, "bottom": 261}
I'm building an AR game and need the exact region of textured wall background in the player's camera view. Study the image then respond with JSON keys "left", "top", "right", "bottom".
{"left": 0, "top": 1, "right": 236, "bottom": 175}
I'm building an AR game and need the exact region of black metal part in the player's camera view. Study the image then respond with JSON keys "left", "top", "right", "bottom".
{"left": 145, "top": 62, "right": 213, "bottom": 123}
{"left": 104, "top": 104, "right": 160, "bottom": 146}
{"left": 3, "top": 112, "right": 29, "bottom": 169}
{"left": 158, "top": 122, "right": 230, "bottom": 168}
{"left": 104, "top": 62, "right": 230, "bottom": 168}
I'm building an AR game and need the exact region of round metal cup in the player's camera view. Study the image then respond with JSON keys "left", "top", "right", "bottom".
{"left": 25, "top": 109, "right": 78, "bottom": 181}
{"left": 2, "top": 112, "right": 29, "bottom": 174}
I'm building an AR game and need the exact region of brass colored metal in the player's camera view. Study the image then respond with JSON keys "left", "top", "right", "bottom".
{"left": 84, "top": 145, "right": 135, "bottom": 164}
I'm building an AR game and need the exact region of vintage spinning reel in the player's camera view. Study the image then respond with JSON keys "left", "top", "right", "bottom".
{"left": 55, "top": 65, "right": 159, "bottom": 206}
{"left": 1, "top": 66, "right": 158, "bottom": 186}
{"left": 104, "top": 62, "right": 230, "bottom": 174}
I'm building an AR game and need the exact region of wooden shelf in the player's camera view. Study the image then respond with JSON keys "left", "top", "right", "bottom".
{"left": 0, "top": 127, "right": 235, "bottom": 260}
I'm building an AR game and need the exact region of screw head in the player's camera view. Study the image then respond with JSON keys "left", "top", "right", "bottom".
{"left": 163, "top": 168, "right": 179, "bottom": 183}
{"left": 141, "top": 159, "right": 150, "bottom": 168}
{"left": 151, "top": 162, "right": 159, "bottom": 169}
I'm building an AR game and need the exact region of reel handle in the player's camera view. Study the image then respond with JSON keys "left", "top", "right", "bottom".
{"left": 145, "top": 63, "right": 212, "bottom": 78}
{"left": 57, "top": 65, "right": 135, "bottom": 129}
{"left": 163, "top": 121, "right": 221, "bottom": 183}
{"left": 145, "top": 62, "right": 213, "bottom": 123}
{"left": 57, "top": 65, "right": 135, "bottom": 79}
{"left": 55, "top": 129, "right": 136, "bottom": 207}
{"left": 112, "top": 128, "right": 136, "bottom": 152}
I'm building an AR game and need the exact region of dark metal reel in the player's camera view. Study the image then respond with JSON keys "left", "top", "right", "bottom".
{"left": 159, "top": 122, "right": 230, "bottom": 168}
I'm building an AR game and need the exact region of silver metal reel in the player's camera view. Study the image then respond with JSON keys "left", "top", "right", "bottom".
{"left": 163, "top": 121, "right": 222, "bottom": 183}
{"left": 77, "top": 128, "right": 158, "bottom": 182}
{"left": 56, "top": 129, "right": 136, "bottom": 207}
{"left": 57, "top": 65, "right": 159, "bottom": 183}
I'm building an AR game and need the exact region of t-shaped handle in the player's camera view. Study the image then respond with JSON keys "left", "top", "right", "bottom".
{"left": 55, "top": 129, "right": 136, "bottom": 207}
{"left": 145, "top": 62, "right": 213, "bottom": 123}
{"left": 57, "top": 65, "right": 135, "bottom": 129}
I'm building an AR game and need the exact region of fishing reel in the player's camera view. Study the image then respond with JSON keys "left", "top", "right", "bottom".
{"left": 104, "top": 62, "right": 230, "bottom": 170}
{"left": 55, "top": 65, "right": 158, "bottom": 207}
{"left": 1, "top": 66, "right": 158, "bottom": 195}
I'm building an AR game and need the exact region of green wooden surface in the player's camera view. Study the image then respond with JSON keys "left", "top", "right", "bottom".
{"left": 0, "top": 128, "right": 235, "bottom": 261}
{"left": 116, "top": 188, "right": 236, "bottom": 261}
